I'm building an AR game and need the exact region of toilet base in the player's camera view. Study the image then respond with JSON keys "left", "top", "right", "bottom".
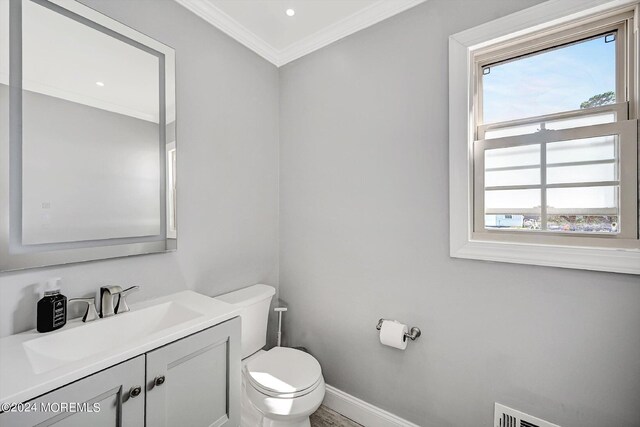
{"left": 241, "top": 376, "right": 324, "bottom": 427}
{"left": 261, "top": 417, "right": 311, "bottom": 427}
{"left": 241, "top": 391, "right": 314, "bottom": 427}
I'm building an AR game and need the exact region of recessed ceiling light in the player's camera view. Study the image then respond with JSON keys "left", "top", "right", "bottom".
{"left": 95, "top": 81, "right": 105, "bottom": 87}
{"left": 286, "top": 8, "right": 295, "bottom": 17}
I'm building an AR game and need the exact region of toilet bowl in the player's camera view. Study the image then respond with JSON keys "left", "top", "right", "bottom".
{"left": 215, "top": 285, "right": 325, "bottom": 427}
{"left": 242, "top": 347, "right": 325, "bottom": 427}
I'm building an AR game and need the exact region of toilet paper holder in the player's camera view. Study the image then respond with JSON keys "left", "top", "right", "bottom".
{"left": 376, "top": 318, "right": 421, "bottom": 342}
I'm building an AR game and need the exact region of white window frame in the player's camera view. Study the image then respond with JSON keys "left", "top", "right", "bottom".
{"left": 449, "top": 0, "right": 640, "bottom": 274}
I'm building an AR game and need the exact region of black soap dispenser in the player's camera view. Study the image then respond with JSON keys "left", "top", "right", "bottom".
{"left": 37, "top": 278, "right": 67, "bottom": 333}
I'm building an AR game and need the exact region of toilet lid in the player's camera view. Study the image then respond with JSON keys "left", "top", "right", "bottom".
{"left": 245, "top": 347, "right": 322, "bottom": 395}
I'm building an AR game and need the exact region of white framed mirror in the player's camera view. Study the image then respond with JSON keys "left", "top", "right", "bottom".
{"left": 0, "top": 0, "right": 177, "bottom": 271}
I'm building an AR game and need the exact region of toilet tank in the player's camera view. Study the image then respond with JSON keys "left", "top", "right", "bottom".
{"left": 214, "top": 284, "right": 276, "bottom": 358}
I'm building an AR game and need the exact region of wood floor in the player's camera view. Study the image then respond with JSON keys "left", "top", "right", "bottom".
{"left": 310, "top": 405, "right": 363, "bottom": 427}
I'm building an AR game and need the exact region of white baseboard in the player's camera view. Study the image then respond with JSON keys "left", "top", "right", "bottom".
{"left": 322, "top": 385, "right": 421, "bottom": 427}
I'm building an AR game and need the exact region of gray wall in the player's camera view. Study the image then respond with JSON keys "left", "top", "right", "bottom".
{"left": 0, "top": 0, "right": 279, "bottom": 338}
{"left": 278, "top": 1, "right": 640, "bottom": 426}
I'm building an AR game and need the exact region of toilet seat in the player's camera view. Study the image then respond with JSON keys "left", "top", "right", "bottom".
{"left": 245, "top": 347, "right": 322, "bottom": 398}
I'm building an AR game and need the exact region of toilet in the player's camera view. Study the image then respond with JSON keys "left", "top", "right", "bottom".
{"left": 215, "top": 284, "right": 325, "bottom": 427}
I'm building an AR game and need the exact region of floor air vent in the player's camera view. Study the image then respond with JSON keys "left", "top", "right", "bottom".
{"left": 495, "top": 403, "right": 560, "bottom": 427}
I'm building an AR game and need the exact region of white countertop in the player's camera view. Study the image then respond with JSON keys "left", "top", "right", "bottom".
{"left": 0, "top": 291, "right": 240, "bottom": 406}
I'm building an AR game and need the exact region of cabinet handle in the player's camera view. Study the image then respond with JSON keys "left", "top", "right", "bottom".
{"left": 154, "top": 375, "right": 166, "bottom": 387}
{"left": 129, "top": 386, "right": 142, "bottom": 398}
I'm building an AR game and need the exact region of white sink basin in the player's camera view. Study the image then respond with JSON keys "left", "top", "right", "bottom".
{"left": 0, "top": 290, "right": 240, "bottom": 406}
{"left": 22, "top": 301, "right": 201, "bottom": 374}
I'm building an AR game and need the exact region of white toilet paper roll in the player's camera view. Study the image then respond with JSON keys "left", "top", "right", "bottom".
{"left": 379, "top": 320, "right": 408, "bottom": 350}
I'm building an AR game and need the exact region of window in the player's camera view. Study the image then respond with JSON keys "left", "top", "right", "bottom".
{"left": 473, "top": 13, "right": 637, "bottom": 247}
{"left": 449, "top": 0, "right": 639, "bottom": 274}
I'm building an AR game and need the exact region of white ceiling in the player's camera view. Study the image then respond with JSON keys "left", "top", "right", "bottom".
{"left": 175, "top": 0, "right": 427, "bottom": 66}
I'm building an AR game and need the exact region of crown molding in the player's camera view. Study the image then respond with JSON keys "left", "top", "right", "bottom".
{"left": 174, "top": 0, "right": 280, "bottom": 65}
{"left": 278, "top": 0, "right": 427, "bottom": 66}
{"left": 174, "top": 0, "right": 428, "bottom": 67}
{"left": 23, "top": 80, "right": 159, "bottom": 123}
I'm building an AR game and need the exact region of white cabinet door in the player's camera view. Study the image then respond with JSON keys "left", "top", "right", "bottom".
{"left": 0, "top": 356, "right": 145, "bottom": 427}
{"left": 145, "top": 317, "right": 241, "bottom": 427}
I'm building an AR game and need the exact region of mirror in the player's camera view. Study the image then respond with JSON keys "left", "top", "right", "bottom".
{"left": 0, "top": 0, "right": 177, "bottom": 271}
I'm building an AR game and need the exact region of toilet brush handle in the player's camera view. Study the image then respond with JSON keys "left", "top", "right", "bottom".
{"left": 275, "top": 307, "right": 287, "bottom": 347}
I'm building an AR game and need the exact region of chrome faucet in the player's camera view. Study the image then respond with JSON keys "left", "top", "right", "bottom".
{"left": 100, "top": 285, "right": 123, "bottom": 318}
{"left": 100, "top": 285, "right": 141, "bottom": 318}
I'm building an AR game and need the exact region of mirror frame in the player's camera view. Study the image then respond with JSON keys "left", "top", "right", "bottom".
{"left": 1, "top": 0, "right": 177, "bottom": 271}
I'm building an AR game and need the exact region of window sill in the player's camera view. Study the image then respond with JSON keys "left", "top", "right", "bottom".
{"left": 451, "top": 239, "right": 640, "bottom": 275}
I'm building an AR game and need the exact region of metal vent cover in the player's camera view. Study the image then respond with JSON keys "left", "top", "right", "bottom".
{"left": 495, "top": 403, "right": 561, "bottom": 427}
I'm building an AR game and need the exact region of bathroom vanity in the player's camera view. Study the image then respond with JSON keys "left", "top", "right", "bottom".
{"left": 0, "top": 291, "right": 241, "bottom": 426}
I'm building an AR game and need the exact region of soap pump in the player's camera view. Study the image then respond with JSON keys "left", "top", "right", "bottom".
{"left": 37, "top": 277, "right": 67, "bottom": 333}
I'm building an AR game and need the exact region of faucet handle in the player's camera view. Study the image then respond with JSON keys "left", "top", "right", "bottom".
{"left": 115, "top": 286, "right": 140, "bottom": 314}
{"left": 69, "top": 297, "right": 99, "bottom": 322}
